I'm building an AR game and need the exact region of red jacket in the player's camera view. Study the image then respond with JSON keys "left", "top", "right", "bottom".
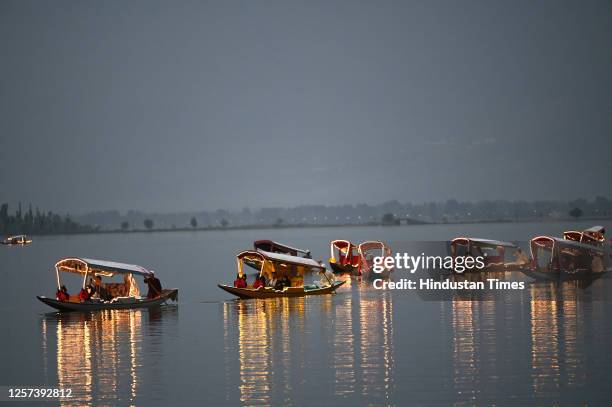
{"left": 78, "top": 288, "right": 90, "bottom": 302}
{"left": 234, "top": 278, "right": 247, "bottom": 288}
{"left": 56, "top": 290, "right": 69, "bottom": 301}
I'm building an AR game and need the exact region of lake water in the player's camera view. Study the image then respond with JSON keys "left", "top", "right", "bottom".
{"left": 1, "top": 220, "right": 611, "bottom": 406}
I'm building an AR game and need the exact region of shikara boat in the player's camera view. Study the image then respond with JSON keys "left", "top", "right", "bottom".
{"left": 1, "top": 234, "right": 32, "bottom": 245}
{"left": 244, "top": 240, "right": 312, "bottom": 271}
{"left": 357, "top": 240, "right": 393, "bottom": 279}
{"left": 218, "top": 250, "right": 344, "bottom": 299}
{"left": 37, "top": 257, "right": 178, "bottom": 311}
{"left": 563, "top": 225, "right": 606, "bottom": 245}
{"left": 329, "top": 240, "right": 359, "bottom": 275}
{"left": 521, "top": 236, "right": 611, "bottom": 280}
{"left": 449, "top": 237, "right": 526, "bottom": 271}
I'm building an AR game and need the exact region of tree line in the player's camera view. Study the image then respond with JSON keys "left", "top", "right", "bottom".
{"left": 0, "top": 202, "right": 94, "bottom": 235}
{"left": 73, "top": 196, "right": 612, "bottom": 231}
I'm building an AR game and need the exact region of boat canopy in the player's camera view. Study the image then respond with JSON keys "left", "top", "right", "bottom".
{"left": 236, "top": 250, "right": 324, "bottom": 287}
{"left": 531, "top": 236, "right": 604, "bottom": 253}
{"left": 253, "top": 240, "right": 311, "bottom": 257}
{"left": 358, "top": 241, "right": 393, "bottom": 274}
{"left": 8, "top": 235, "right": 26, "bottom": 240}
{"left": 451, "top": 237, "right": 517, "bottom": 248}
{"left": 237, "top": 250, "right": 324, "bottom": 275}
{"left": 55, "top": 257, "right": 154, "bottom": 278}
{"left": 330, "top": 240, "right": 359, "bottom": 266}
{"left": 564, "top": 226, "right": 606, "bottom": 243}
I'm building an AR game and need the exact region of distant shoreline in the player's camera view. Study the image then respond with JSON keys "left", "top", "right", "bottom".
{"left": 13, "top": 216, "right": 612, "bottom": 238}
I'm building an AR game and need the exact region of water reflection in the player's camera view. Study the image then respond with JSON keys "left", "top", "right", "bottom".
{"left": 222, "top": 298, "right": 306, "bottom": 406}
{"left": 40, "top": 308, "right": 177, "bottom": 406}
{"left": 445, "top": 279, "right": 601, "bottom": 405}
{"left": 222, "top": 280, "right": 395, "bottom": 406}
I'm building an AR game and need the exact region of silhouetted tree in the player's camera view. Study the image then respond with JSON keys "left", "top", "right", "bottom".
{"left": 144, "top": 219, "right": 154, "bottom": 230}
{"left": 274, "top": 218, "right": 284, "bottom": 227}
{"left": 569, "top": 207, "right": 583, "bottom": 219}
{"left": 190, "top": 217, "right": 198, "bottom": 228}
{"left": 220, "top": 218, "right": 229, "bottom": 228}
{"left": 121, "top": 221, "right": 129, "bottom": 231}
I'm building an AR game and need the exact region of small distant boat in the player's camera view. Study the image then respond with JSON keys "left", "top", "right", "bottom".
{"left": 244, "top": 240, "right": 312, "bottom": 271}
{"left": 37, "top": 257, "right": 178, "bottom": 311}
{"left": 449, "top": 237, "right": 525, "bottom": 271}
{"left": 218, "top": 250, "right": 344, "bottom": 299}
{"left": 1, "top": 234, "right": 32, "bottom": 245}
{"left": 329, "top": 240, "right": 359, "bottom": 275}
{"left": 357, "top": 240, "right": 394, "bottom": 279}
{"left": 521, "top": 235, "right": 611, "bottom": 280}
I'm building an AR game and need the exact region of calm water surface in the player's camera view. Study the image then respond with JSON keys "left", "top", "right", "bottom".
{"left": 1, "top": 221, "right": 611, "bottom": 406}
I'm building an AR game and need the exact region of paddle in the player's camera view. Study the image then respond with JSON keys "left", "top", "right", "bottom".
{"left": 321, "top": 268, "right": 337, "bottom": 293}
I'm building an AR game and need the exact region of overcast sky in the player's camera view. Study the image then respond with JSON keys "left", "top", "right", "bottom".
{"left": 1, "top": 0, "right": 611, "bottom": 214}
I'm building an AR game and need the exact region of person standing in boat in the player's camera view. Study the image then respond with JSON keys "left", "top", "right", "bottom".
{"left": 318, "top": 268, "right": 335, "bottom": 287}
{"left": 144, "top": 272, "right": 163, "bottom": 298}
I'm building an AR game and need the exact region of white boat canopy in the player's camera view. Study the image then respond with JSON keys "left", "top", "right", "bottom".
{"left": 451, "top": 237, "right": 517, "bottom": 248}
{"left": 55, "top": 257, "right": 154, "bottom": 278}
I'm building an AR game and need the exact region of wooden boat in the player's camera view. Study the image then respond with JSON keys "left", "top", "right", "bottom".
{"left": 521, "top": 235, "right": 611, "bottom": 280}
{"left": 563, "top": 225, "right": 606, "bottom": 245}
{"left": 329, "top": 240, "right": 359, "bottom": 274}
{"left": 37, "top": 289, "right": 178, "bottom": 311}
{"left": 449, "top": 237, "right": 525, "bottom": 271}
{"left": 244, "top": 240, "right": 312, "bottom": 271}
{"left": 37, "top": 257, "right": 178, "bottom": 311}
{"left": 1, "top": 234, "right": 32, "bottom": 245}
{"left": 219, "top": 250, "right": 343, "bottom": 299}
{"left": 218, "top": 282, "right": 345, "bottom": 299}
{"left": 357, "top": 240, "right": 393, "bottom": 279}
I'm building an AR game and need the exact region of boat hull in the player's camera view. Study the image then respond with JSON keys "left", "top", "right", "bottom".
{"left": 37, "top": 289, "right": 178, "bottom": 312}
{"left": 218, "top": 281, "right": 345, "bottom": 299}
{"left": 330, "top": 262, "right": 357, "bottom": 275}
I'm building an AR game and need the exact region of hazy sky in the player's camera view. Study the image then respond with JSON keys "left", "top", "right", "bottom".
{"left": 1, "top": 1, "right": 611, "bottom": 213}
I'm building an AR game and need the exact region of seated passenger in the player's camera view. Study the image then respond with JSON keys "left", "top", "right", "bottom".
{"left": 281, "top": 275, "right": 291, "bottom": 288}
{"left": 78, "top": 286, "right": 91, "bottom": 302}
{"left": 252, "top": 276, "right": 264, "bottom": 289}
{"left": 233, "top": 273, "right": 247, "bottom": 288}
{"left": 56, "top": 285, "right": 69, "bottom": 301}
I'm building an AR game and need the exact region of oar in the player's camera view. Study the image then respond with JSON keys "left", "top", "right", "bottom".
{"left": 321, "top": 269, "right": 337, "bottom": 293}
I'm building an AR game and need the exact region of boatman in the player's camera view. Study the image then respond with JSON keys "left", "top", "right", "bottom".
{"left": 144, "top": 272, "right": 163, "bottom": 299}
{"left": 318, "top": 268, "right": 335, "bottom": 287}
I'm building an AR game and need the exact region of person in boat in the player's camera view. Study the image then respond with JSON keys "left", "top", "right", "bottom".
{"left": 252, "top": 275, "right": 265, "bottom": 289}
{"left": 78, "top": 285, "right": 91, "bottom": 302}
{"left": 92, "top": 276, "right": 112, "bottom": 301}
{"left": 268, "top": 275, "right": 278, "bottom": 289}
{"left": 513, "top": 248, "right": 529, "bottom": 266}
{"left": 56, "top": 285, "right": 69, "bottom": 301}
{"left": 280, "top": 275, "right": 291, "bottom": 288}
{"left": 233, "top": 273, "right": 247, "bottom": 288}
{"left": 318, "top": 269, "right": 336, "bottom": 287}
{"left": 144, "top": 273, "right": 163, "bottom": 298}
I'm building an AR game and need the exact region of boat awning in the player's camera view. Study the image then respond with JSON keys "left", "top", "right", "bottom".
{"left": 254, "top": 240, "right": 311, "bottom": 255}
{"left": 451, "top": 237, "right": 517, "bottom": 248}
{"left": 358, "top": 240, "right": 390, "bottom": 254}
{"left": 331, "top": 240, "right": 354, "bottom": 248}
{"left": 237, "top": 250, "right": 324, "bottom": 271}
{"left": 531, "top": 236, "right": 604, "bottom": 253}
{"left": 55, "top": 257, "right": 154, "bottom": 277}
